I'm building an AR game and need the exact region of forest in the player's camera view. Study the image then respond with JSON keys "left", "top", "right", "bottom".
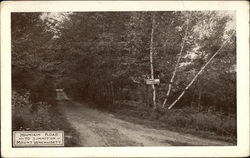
{"left": 12, "top": 11, "right": 236, "bottom": 145}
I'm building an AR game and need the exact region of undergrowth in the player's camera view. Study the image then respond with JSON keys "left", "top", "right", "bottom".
{"left": 109, "top": 100, "right": 236, "bottom": 144}
{"left": 12, "top": 91, "right": 81, "bottom": 146}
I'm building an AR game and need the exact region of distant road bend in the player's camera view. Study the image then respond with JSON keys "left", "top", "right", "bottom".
{"left": 56, "top": 91, "right": 233, "bottom": 146}
{"left": 56, "top": 89, "right": 69, "bottom": 100}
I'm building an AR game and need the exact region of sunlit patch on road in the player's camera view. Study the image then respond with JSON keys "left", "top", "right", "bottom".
{"left": 56, "top": 89, "right": 69, "bottom": 101}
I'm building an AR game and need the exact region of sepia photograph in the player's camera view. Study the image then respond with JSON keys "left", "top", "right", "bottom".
{"left": 11, "top": 11, "right": 237, "bottom": 147}
{"left": 1, "top": 1, "right": 249, "bottom": 157}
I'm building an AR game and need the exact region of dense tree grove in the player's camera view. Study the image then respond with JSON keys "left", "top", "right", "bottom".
{"left": 12, "top": 11, "right": 236, "bottom": 114}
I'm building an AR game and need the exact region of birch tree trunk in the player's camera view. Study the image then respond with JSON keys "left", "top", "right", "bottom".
{"left": 150, "top": 13, "right": 157, "bottom": 110}
{"left": 162, "top": 20, "right": 189, "bottom": 108}
{"left": 168, "top": 31, "right": 235, "bottom": 110}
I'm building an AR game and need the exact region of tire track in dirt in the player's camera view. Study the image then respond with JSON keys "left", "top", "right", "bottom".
{"left": 57, "top": 100, "right": 233, "bottom": 147}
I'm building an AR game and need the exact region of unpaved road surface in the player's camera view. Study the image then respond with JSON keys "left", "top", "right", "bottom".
{"left": 57, "top": 99, "right": 233, "bottom": 146}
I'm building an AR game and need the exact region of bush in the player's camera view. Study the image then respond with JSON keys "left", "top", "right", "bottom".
{"left": 112, "top": 101, "right": 236, "bottom": 142}
{"left": 161, "top": 106, "right": 236, "bottom": 138}
{"left": 12, "top": 91, "right": 81, "bottom": 146}
{"left": 12, "top": 91, "right": 52, "bottom": 130}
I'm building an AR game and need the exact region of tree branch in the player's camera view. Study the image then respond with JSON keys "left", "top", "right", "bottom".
{"left": 168, "top": 31, "right": 236, "bottom": 110}
{"left": 162, "top": 19, "right": 189, "bottom": 108}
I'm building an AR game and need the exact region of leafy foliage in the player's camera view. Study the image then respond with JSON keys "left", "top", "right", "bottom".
{"left": 12, "top": 91, "right": 81, "bottom": 146}
{"left": 11, "top": 11, "right": 236, "bottom": 140}
{"left": 12, "top": 11, "right": 236, "bottom": 112}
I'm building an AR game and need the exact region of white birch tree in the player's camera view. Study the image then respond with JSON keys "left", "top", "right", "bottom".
{"left": 150, "top": 13, "right": 157, "bottom": 109}
{"left": 168, "top": 31, "right": 235, "bottom": 109}
{"left": 162, "top": 19, "right": 190, "bottom": 108}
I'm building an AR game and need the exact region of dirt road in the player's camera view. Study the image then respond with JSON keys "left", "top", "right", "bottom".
{"left": 57, "top": 99, "right": 233, "bottom": 146}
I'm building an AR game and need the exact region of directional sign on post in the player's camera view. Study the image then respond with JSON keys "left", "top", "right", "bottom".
{"left": 146, "top": 79, "right": 160, "bottom": 85}
{"left": 56, "top": 89, "right": 63, "bottom": 92}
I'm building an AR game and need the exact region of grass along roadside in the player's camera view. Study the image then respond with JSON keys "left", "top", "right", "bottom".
{"left": 95, "top": 100, "right": 236, "bottom": 144}
{"left": 12, "top": 91, "right": 81, "bottom": 146}
{"left": 62, "top": 98, "right": 236, "bottom": 145}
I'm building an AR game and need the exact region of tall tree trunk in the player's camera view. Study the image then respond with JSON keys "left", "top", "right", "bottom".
{"left": 150, "top": 13, "right": 157, "bottom": 110}
{"left": 198, "top": 86, "right": 202, "bottom": 111}
{"left": 168, "top": 31, "right": 235, "bottom": 110}
{"left": 146, "top": 84, "right": 149, "bottom": 107}
{"left": 111, "top": 81, "right": 115, "bottom": 105}
{"left": 108, "top": 82, "right": 111, "bottom": 106}
{"left": 162, "top": 20, "right": 189, "bottom": 108}
{"left": 118, "top": 87, "right": 121, "bottom": 100}
{"left": 190, "top": 88, "right": 196, "bottom": 107}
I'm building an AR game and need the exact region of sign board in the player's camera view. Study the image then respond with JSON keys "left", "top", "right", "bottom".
{"left": 13, "top": 131, "right": 64, "bottom": 147}
{"left": 146, "top": 79, "right": 160, "bottom": 85}
{"left": 56, "top": 89, "right": 63, "bottom": 92}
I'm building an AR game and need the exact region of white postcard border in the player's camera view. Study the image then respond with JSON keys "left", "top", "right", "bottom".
{"left": 1, "top": 1, "right": 249, "bottom": 157}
